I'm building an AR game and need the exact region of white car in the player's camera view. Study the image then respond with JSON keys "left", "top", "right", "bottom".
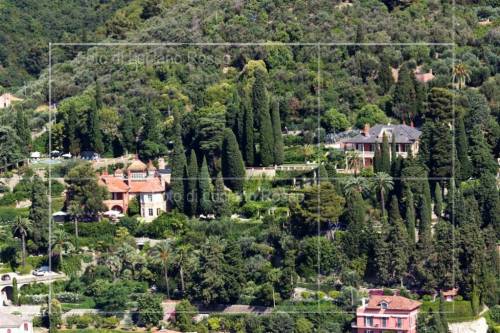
{"left": 32, "top": 266, "right": 51, "bottom": 276}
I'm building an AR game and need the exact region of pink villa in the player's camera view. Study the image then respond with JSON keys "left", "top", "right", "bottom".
{"left": 99, "top": 159, "right": 168, "bottom": 222}
{"left": 353, "top": 295, "right": 422, "bottom": 333}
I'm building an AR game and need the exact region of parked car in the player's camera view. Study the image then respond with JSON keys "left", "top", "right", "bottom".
{"left": 33, "top": 266, "right": 51, "bottom": 276}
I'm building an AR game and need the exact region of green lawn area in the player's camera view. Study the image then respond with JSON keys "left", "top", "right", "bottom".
{"left": 0, "top": 206, "right": 28, "bottom": 221}
{"left": 61, "top": 297, "right": 96, "bottom": 311}
{"left": 421, "top": 300, "right": 476, "bottom": 323}
{"left": 60, "top": 330, "right": 137, "bottom": 333}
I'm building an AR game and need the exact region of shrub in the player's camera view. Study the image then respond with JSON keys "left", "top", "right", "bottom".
{"left": 60, "top": 255, "right": 82, "bottom": 277}
{"left": 316, "top": 291, "right": 326, "bottom": 300}
{"left": 18, "top": 264, "right": 33, "bottom": 275}
{"left": 328, "top": 290, "right": 341, "bottom": 299}
{"left": 66, "top": 315, "right": 79, "bottom": 328}
{"left": 301, "top": 291, "right": 310, "bottom": 299}
{"left": 75, "top": 314, "right": 94, "bottom": 329}
{"left": 422, "top": 294, "right": 433, "bottom": 302}
{"left": 56, "top": 292, "right": 82, "bottom": 303}
{"left": 102, "top": 316, "right": 120, "bottom": 329}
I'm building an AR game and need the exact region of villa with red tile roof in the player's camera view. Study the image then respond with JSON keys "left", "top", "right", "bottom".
{"left": 99, "top": 159, "right": 167, "bottom": 222}
{"left": 353, "top": 295, "right": 422, "bottom": 333}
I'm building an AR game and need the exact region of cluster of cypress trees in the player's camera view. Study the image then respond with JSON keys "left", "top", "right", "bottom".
{"left": 230, "top": 63, "right": 284, "bottom": 167}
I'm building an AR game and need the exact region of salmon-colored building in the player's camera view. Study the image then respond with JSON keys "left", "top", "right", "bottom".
{"left": 353, "top": 295, "right": 422, "bottom": 333}
{"left": 99, "top": 159, "right": 167, "bottom": 222}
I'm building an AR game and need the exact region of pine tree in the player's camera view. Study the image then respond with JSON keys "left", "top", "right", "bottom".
{"left": 377, "top": 57, "right": 394, "bottom": 94}
{"left": 221, "top": 128, "right": 245, "bottom": 192}
{"left": 186, "top": 150, "right": 198, "bottom": 216}
{"left": 434, "top": 183, "right": 443, "bottom": 218}
{"left": 374, "top": 227, "right": 391, "bottom": 284}
{"left": 198, "top": 155, "right": 213, "bottom": 215}
{"left": 29, "top": 175, "right": 49, "bottom": 248}
{"left": 213, "top": 172, "right": 229, "bottom": 217}
{"left": 270, "top": 98, "right": 284, "bottom": 165}
{"left": 252, "top": 67, "right": 273, "bottom": 166}
{"left": 405, "top": 190, "right": 416, "bottom": 245}
{"left": 170, "top": 112, "right": 187, "bottom": 213}
{"left": 455, "top": 115, "right": 471, "bottom": 180}
{"left": 14, "top": 109, "right": 31, "bottom": 153}
{"left": 380, "top": 133, "right": 391, "bottom": 173}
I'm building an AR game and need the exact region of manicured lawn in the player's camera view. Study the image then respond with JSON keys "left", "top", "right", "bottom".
{"left": 60, "top": 330, "right": 138, "bottom": 333}
{"left": 421, "top": 300, "right": 476, "bottom": 323}
{"left": 61, "top": 297, "right": 96, "bottom": 311}
{"left": 0, "top": 206, "right": 28, "bottom": 221}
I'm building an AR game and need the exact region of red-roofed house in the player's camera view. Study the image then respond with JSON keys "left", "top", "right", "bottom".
{"left": 353, "top": 295, "right": 421, "bottom": 333}
{"left": 100, "top": 159, "right": 167, "bottom": 222}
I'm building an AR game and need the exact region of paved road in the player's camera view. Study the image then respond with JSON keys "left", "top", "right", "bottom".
{"left": 0, "top": 272, "right": 66, "bottom": 287}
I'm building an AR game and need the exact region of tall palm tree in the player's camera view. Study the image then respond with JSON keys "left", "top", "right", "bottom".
{"left": 343, "top": 176, "right": 370, "bottom": 198}
{"left": 371, "top": 172, "right": 394, "bottom": 218}
{"left": 150, "top": 241, "right": 172, "bottom": 299}
{"left": 11, "top": 217, "right": 32, "bottom": 267}
{"left": 68, "top": 202, "right": 82, "bottom": 250}
{"left": 452, "top": 63, "right": 470, "bottom": 90}
{"left": 174, "top": 243, "right": 192, "bottom": 295}
{"left": 50, "top": 229, "right": 73, "bottom": 265}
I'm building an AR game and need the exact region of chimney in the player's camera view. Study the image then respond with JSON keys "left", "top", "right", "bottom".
{"left": 362, "top": 297, "right": 368, "bottom": 307}
{"left": 158, "top": 158, "right": 166, "bottom": 170}
{"left": 429, "top": 68, "right": 433, "bottom": 75}
{"left": 363, "top": 123, "right": 370, "bottom": 136}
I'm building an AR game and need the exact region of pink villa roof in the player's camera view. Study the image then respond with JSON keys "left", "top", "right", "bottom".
{"left": 99, "top": 175, "right": 129, "bottom": 193}
{"left": 129, "top": 179, "right": 164, "bottom": 193}
{"left": 365, "top": 295, "right": 422, "bottom": 311}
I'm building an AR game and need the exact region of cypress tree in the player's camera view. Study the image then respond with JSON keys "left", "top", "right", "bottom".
{"left": 270, "top": 98, "right": 284, "bottom": 165}
{"left": 65, "top": 104, "right": 80, "bottom": 155}
{"left": 476, "top": 173, "right": 499, "bottom": 233}
{"left": 12, "top": 278, "right": 18, "bottom": 305}
{"left": 252, "top": 67, "right": 273, "bottom": 166}
{"left": 418, "top": 189, "right": 432, "bottom": 252}
{"left": 186, "top": 150, "right": 198, "bottom": 216}
{"left": 242, "top": 95, "right": 255, "bottom": 166}
{"left": 391, "top": 133, "right": 397, "bottom": 164}
{"left": 380, "top": 133, "right": 391, "bottom": 173}
{"left": 14, "top": 109, "right": 31, "bottom": 154}
{"left": 120, "top": 108, "right": 135, "bottom": 153}
{"left": 170, "top": 112, "right": 187, "bottom": 213}
{"left": 405, "top": 190, "right": 416, "bottom": 245}
{"left": 434, "top": 182, "right": 443, "bottom": 218}
{"left": 221, "top": 128, "right": 245, "bottom": 192}
{"left": 344, "top": 191, "right": 366, "bottom": 259}
{"left": 469, "top": 125, "right": 497, "bottom": 177}
{"left": 455, "top": 115, "right": 471, "bottom": 180}
{"left": 29, "top": 175, "right": 49, "bottom": 247}
{"left": 88, "top": 81, "right": 104, "bottom": 153}
{"left": 374, "top": 227, "right": 391, "bottom": 285}
{"left": 139, "top": 106, "right": 166, "bottom": 161}
{"left": 377, "top": 58, "right": 394, "bottom": 94}
{"left": 213, "top": 172, "right": 229, "bottom": 217}
{"left": 387, "top": 195, "right": 409, "bottom": 286}
{"left": 393, "top": 64, "right": 416, "bottom": 123}
{"left": 198, "top": 156, "right": 213, "bottom": 215}
{"left": 373, "top": 143, "right": 382, "bottom": 172}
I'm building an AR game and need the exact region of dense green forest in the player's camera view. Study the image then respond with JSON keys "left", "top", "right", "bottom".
{"left": 0, "top": 0, "right": 498, "bottom": 332}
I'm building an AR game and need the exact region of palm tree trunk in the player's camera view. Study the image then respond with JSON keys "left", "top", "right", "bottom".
{"left": 164, "top": 267, "right": 170, "bottom": 299}
{"left": 74, "top": 218, "right": 79, "bottom": 251}
{"left": 21, "top": 235, "right": 26, "bottom": 267}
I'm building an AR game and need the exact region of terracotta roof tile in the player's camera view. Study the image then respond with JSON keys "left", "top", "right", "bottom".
{"left": 129, "top": 179, "right": 165, "bottom": 193}
{"left": 366, "top": 295, "right": 421, "bottom": 311}
{"left": 100, "top": 176, "right": 129, "bottom": 192}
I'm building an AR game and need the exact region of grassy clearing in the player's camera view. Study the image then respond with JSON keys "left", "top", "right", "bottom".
{"left": 421, "top": 300, "right": 476, "bottom": 323}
